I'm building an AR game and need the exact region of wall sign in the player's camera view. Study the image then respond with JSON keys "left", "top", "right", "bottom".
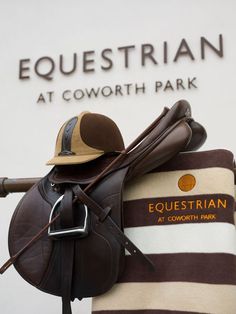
{"left": 18, "top": 34, "right": 224, "bottom": 104}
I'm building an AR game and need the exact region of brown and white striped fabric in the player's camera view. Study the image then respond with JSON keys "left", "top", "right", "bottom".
{"left": 92, "top": 149, "right": 236, "bottom": 314}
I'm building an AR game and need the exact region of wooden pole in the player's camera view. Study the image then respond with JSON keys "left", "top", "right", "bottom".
{"left": 0, "top": 177, "right": 41, "bottom": 197}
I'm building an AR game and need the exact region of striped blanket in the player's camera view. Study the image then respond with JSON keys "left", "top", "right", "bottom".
{"left": 92, "top": 149, "right": 236, "bottom": 314}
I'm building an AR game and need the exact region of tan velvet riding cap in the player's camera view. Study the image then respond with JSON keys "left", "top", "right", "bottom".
{"left": 46, "top": 111, "right": 124, "bottom": 165}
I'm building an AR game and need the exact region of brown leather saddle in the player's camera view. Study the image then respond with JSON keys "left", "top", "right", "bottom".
{"left": 1, "top": 100, "right": 207, "bottom": 314}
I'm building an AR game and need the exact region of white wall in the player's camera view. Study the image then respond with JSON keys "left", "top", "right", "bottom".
{"left": 0, "top": 0, "right": 235, "bottom": 313}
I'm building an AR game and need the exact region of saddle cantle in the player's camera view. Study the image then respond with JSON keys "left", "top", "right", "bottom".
{"left": 2, "top": 100, "right": 207, "bottom": 314}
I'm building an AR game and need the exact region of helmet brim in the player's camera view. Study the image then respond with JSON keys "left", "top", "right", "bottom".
{"left": 46, "top": 151, "right": 104, "bottom": 165}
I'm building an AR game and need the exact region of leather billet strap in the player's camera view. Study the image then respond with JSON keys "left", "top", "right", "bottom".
{"left": 72, "top": 185, "right": 155, "bottom": 272}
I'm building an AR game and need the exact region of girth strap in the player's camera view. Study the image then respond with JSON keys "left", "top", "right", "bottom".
{"left": 72, "top": 185, "right": 155, "bottom": 271}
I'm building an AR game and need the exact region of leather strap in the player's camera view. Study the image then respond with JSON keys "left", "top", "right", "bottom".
{"left": 61, "top": 241, "right": 74, "bottom": 314}
{"left": 72, "top": 185, "right": 155, "bottom": 271}
{"left": 60, "top": 188, "right": 74, "bottom": 314}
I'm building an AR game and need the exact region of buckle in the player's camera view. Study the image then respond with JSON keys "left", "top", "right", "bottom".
{"left": 48, "top": 195, "right": 88, "bottom": 238}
